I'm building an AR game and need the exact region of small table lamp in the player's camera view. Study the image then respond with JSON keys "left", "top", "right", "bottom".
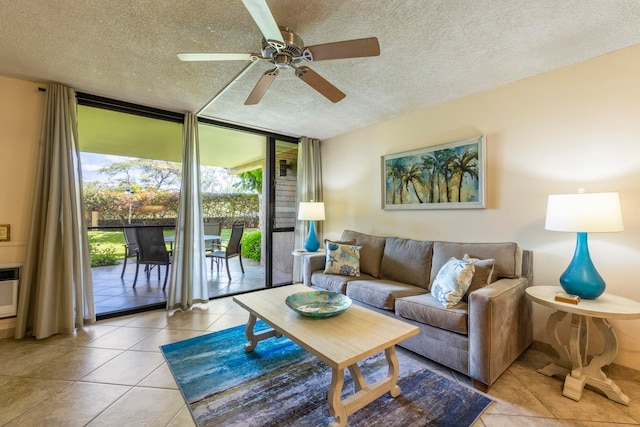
{"left": 298, "top": 201, "right": 325, "bottom": 252}
{"left": 545, "top": 191, "right": 623, "bottom": 299}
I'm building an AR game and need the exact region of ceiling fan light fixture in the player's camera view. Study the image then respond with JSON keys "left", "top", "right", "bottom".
{"left": 274, "top": 53, "right": 293, "bottom": 69}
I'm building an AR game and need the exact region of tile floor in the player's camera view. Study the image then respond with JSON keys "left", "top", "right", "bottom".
{"left": 1, "top": 295, "right": 639, "bottom": 426}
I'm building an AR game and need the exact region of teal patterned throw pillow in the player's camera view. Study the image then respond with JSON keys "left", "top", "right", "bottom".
{"left": 324, "top": 242, "right": 362, "bottom": 277}
{"left": 431, "top": 257, "right": 475, "bottom": 308}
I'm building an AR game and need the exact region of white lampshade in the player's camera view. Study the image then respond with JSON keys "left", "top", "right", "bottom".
{"left": 545, "top": 192, "right": 624, "bottom": 233}
{"left": 298, "top": 202, "right": 325, "bottom": 221}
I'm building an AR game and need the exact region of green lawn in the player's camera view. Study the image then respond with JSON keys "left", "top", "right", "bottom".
{"left": 88, "top": 230, "right": 128, "bottom": 259}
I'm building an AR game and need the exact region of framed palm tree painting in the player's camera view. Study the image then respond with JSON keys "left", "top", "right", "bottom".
{"left": 382, "top": 135, "right": 485, "bottom": 210}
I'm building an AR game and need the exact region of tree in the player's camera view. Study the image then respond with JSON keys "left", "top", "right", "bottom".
{"left": 430, "top": 148, "right": 456, "bottom": 202}
{"left": 86, "top": 156, "right": 259, "bottom": 226}
{"left": 401, "top": 163, "right": 425, "bottom": 203}
{"left": 201, "top": 166, "right": 240, "bottom": 193}
{"left": 421, "top": 154, "right": 437, "bottom": 203}
{"left": 450, "top": 148, "right": 478, "bottom": 202}
{"left": 99, "top": 159, "right": 181, "bottom": 191}
{"left": 98, "top": 160, "right": 138, "bottom": 187}
{"left": 233, "top": 169, "right": 262, "bottom": 194}
{"left": 137, "top": 159, "right": 181, "bottom": 190}
{"left": 386, "top": 159, "right": 407, "bottom": 204}
{"left": 233, "top": 169, "right": 263, "bottom": 229}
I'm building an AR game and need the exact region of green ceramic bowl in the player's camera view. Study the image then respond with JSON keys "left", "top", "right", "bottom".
{"left": 285, "top": 291, "right": 352, "bottom": 318}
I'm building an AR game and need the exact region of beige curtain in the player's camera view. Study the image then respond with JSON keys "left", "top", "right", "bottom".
{"left": 167, "top": 113, "right": 209, "bottom": 310}
{"left": 15, "top": 83, "right": 95, "bottom": 339}
{"left": 293, "top": 137, "right": 323, "bottom": 282}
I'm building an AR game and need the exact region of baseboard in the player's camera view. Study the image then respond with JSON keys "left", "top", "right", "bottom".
{"left": 0, "top": 316, "right": 16, "bottom": 339}
{"left": 530, "top": 339, "right": 556, "bottom": 355}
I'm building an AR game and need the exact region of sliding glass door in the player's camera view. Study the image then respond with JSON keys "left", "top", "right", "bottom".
{"left": 77, "top": 100, "right": 183, "bottom": 316}
{"left": 198, "top": 122, "right": 267, "bottom": 295}
{"left": 77, "top": 94, "right": 300, "bottom": 318}
{"left": 198, "top": 124, "right": 299, "bottom": 290}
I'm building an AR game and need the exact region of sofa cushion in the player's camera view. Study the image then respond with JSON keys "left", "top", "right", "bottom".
{"left": 430, "top": 241, "right": 522, "bottom": 284}
{"left": 311, "top": 272, "right": 376, "bottom": 294}
{"left": 431, "top": 257, "right": 475, "bottom": 308}
{"left": 341, "top": 230, "right": 386, "bottom": 278}
{"left": 346, "top": 279, "right": 427, "bottom": 310}
{"left": 324, "top": 242, "right": 362, "bottom": 277}
{"left": 380, "top": 237, "right": 433, "bottom": 289}
{"left": 461, "top": 254, "right": 495, "bottom": 303}
{"left": 395, "top": 293, "right": 469, "bottom": 335}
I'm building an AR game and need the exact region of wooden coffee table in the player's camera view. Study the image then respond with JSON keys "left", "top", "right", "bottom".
{"left": 233, "top": 284, "right": 419, "bottom": 427}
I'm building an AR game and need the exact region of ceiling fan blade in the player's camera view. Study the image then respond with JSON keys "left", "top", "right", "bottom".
{"left": 245, "top": 68, "right": 279, "bottom": 105}
{"left": 295, "top": 66, "right": 346, "bottom": 103}
{"left": 241, "top": 0, "right": 285, "bottom": 49}
{"left": 305, "top": 37, "right": 380, "bottom": 61}
{"left": 177, "top": 53, "right": 253, "bottom": 62}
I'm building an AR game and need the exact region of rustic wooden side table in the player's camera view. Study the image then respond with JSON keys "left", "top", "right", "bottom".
{"left": 526, "top": 285, "right": 640, "bottom": 405}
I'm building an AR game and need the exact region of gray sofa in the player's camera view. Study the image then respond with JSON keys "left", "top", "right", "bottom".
{"left": 301, "top": 230, "right": 533, "bottom": 391}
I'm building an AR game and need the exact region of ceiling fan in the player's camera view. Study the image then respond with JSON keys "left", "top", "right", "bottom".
{"left": 178, "top": 0, "right": 380, "bottom": 105}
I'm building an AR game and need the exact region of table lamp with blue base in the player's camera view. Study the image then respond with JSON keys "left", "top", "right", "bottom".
{"left": 545, "top": 191, "right": 623, "bottom": 300}
{"left": 304, "top": 220, "right": 320, "bottom": 252}
{"left": 560, "top": 232, "right": 606, "bottom": 300}
{"left": 298, "top": 201, "right": 325, "bottom": 252}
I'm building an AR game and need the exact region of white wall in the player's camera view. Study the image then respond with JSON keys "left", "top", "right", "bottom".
{"left": 321, "top": 45, "right": 640, "bottom": 370}
{"left": 0, "top": 76, "right": 43, "bottom": 333}
{"left": 0, "top": 76, "right": 42, "bottom": 263}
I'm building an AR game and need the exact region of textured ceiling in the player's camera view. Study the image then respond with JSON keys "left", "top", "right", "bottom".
{"left": 1, "top": 1, "right": 640, "bottom": 140}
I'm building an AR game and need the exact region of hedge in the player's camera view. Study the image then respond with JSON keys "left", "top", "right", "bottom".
{"left": 85, "top": 188, "right": 259, "bottom": 228}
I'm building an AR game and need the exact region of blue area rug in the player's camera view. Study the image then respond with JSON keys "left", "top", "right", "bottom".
{"left": 161, "top": 322, "right": 493, "bottom": 426}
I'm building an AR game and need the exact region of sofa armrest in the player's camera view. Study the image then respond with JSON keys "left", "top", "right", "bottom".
{"left": 301, "top": 253, "right": 326, "bottom": 287}
{"left": 468, "top": 277, "right": 532, "bottom": 388}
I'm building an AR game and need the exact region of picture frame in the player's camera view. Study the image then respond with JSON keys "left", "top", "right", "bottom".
{"left": 382, "top": 135, "right": 486, "bottom": 210}
{"left": 0, "top": 224, "right": 10, "bottom": 242}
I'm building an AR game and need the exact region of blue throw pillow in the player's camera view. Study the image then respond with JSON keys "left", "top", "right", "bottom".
{"left": 324, "top": 242, "right": 362, "bottom": 277}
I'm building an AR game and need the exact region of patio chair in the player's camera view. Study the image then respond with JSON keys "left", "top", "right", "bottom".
{"left": 204, "top": 221, "right": 222, "bottom": 250}
{"left": 204, "top": 221, "right": 223, "bottom": 269}
{"left": 206, "top": 222, "right": 244, "bottom": 280}
{"left": 133, "top": 226, "right": 172, "bottom": 290}
{"left": 120, "top": 227, "right": 139, "bottom": 278}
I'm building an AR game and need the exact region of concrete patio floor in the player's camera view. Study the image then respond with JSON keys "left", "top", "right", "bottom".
{"left": 92, "top": 257, "right": 292, "bottom": 317}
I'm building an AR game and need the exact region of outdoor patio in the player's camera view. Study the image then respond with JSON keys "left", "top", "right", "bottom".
{"left": 92, "top": 257, "right": 292, "bottom": 317}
